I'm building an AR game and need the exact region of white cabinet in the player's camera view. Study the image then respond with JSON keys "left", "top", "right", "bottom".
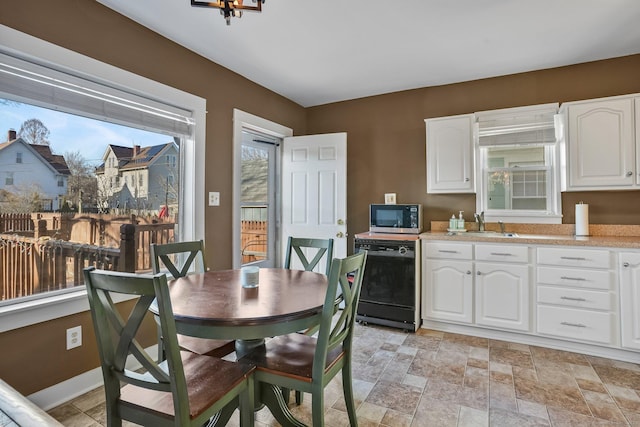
{"left": 423, "top": 241, "right": 531, "bottom": 331}
{"left": 425, "top": 114, "right": 475, "bottom": 193}
{"left": 620, "top": 253, "right": 640, "bottom": 350}
{"left": 475, "top": 244, "right": 531, "bottom": 332}
{"left": 536, "top": 247, "right": 617, "bottom": 346}
{"left": 563, "top": 96, "right": 636, "bottom": 190}
{"left": 423, "top": 242, "right": 473, "bottom": 323}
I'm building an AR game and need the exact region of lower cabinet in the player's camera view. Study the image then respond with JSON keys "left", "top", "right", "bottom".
{"left": 475, "top": 262, "right": 530, "bottom": 331}
{"left": 423, "top": 240, "right": 640, "bottom": 359}
{"left": 423, "top": 241, "right": 531, "bottom": 332}
{"left": 423, "top": 259, "right": 473, "bottom": 324}
{"left": 620, "top": 252, "right": 640, "bottom": 350}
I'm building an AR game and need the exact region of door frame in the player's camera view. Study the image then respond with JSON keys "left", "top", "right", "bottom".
{"left": 232, "top": 109, "right": 293, "bottom": 268}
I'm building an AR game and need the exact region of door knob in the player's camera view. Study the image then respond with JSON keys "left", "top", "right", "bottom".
{"left": 336, "top": 232, "right": 345, "bottom": 238}
{"left": 337, "top": 219, "right": 345, "bottom": 225}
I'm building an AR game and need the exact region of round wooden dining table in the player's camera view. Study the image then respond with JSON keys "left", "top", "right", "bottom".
{"left": 161, "top": 267, "right": 329, "bottom": 356}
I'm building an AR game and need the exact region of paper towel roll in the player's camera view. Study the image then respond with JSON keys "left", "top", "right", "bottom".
{"left": 575, "top": 203, "right": 589, "bottom": 236}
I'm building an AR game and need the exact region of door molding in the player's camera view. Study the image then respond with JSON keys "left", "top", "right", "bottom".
{"left": 232, "top": 109, "right": 293, "bottom": 268}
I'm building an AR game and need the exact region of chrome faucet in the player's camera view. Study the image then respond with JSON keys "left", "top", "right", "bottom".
{"left": 474, "top": 211, "right": 485, "bottom": 231}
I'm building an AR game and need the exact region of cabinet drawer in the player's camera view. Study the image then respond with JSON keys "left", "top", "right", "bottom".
{"left": 536, "top": 266, "right": 613, "bottom": 290}
{"left": 537, "top": 305, "right": 613, "bottom": 345}
{"left": 537, "top": 247, "right": 612, "bottom": 269}
{"left": 537, "top": 286, "right": 613, "bottom": 311}
{"left": 476, "top": 244, "right": 529, "bottom": 263}
{"left": 425, "top": 242, "right": 472, "bottom": 260}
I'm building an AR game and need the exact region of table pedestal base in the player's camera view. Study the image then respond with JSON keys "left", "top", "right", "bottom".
{"left": 235, "top": 338, "right": 265, "bottom": 359}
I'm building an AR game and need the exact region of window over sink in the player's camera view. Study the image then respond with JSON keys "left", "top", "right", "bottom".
{"left": 475, "top": 103, "right": 562, "bottom": 224}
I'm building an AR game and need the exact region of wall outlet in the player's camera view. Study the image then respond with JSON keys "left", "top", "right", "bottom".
{"left": 208, "top": 191, "right": 220, "bottom": 206}
{"left": 66, "top": 326, "right": 82, "bottom": 350}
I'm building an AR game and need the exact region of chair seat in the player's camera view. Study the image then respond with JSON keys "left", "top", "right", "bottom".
{"left": 120, "top": 351, "right": 254, "bottom": 421}
{"left": 177, "top": 335, "right": 236, "bottom": 358}
{"left": 242, "top": 334, "right": 344, "bottom": 381}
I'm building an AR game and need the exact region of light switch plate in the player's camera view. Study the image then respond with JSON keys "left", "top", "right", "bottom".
{"left": 208, "top": 191, "right": 220, "bottom": 206}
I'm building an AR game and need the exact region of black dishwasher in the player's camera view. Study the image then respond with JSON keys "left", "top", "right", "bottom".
{"left": 354, "top": 238, "right": 419, "bottom": 332}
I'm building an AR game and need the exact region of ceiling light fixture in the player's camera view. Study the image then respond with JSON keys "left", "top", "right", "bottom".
{"left": 191, "top": 0, "right": 265, "bottom": 26}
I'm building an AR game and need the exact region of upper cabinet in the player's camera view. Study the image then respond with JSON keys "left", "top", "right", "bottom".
{"left": 425, "top": 114, "right": 475, "bottom": 193}
{"left": 561, "top": 95, "right": 638, "bottom": 190}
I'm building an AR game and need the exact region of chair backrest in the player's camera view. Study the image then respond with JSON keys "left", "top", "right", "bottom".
{"left": 83, "top": 267, "right": 192, "bottom": 424}
{"left": 312, "top": 251, "right": 367, "bottom": 379}
{"left": 151, "top": 240, "right": 207, "bottom": 279}
{"left": 284, "top": 237, "right": 334, "bottom": 275}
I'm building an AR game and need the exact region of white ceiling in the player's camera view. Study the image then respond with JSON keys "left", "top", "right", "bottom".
{"left": 98, "top": 0, "right": 640, "bottom": 108}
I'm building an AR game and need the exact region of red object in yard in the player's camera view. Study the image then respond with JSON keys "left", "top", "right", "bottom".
{"left": 159, "top": 205, "right": 168, "bottom": 218}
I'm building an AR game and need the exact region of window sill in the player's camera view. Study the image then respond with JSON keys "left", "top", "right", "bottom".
{"left": 0, "top": 289, "right": 135, "bottom": 333}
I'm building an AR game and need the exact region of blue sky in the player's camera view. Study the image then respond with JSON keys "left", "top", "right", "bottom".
{"left": 1, "top": 99, "right": 170, "bottom": 167}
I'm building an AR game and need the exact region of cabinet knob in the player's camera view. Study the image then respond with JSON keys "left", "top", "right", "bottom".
{"left": 466, "top": 270, "right": 471, "bottom": 275}
{"left": 623, "top": 262, "right": 630, "bottom": 267}
{"left": 464, "top": 178, "right": 470, "bottom": 182}
{"left": 476, "top": 271, "right": 481, "bottom": 275}
{"left": 626, "top": 171, "right": 633, "bottom": 177}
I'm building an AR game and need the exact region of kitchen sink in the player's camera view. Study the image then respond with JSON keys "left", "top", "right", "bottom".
{"left": 464, "top": 230, "right": 520, "bottom": 238}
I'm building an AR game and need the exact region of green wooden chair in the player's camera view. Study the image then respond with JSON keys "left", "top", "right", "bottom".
{"left": 283, "top": 236, "right": 335, "bottom": 404}
{"left": 284, "top": 236, "right": 334, "bottom": 275}
{"left": 151, "top": 240, "right": 235, "bottom": 359}
{"left": 83, "top": 267, "right": 255, "bottom": 427}
{"left": 241, "top": 251, "right": 367, "bottom": 427}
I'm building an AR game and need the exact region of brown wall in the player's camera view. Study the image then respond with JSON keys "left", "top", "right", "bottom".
{"left": 307, "top": 55, "right": 640, "bottom": 242}
{"left": 0, "top": 0, "right": 306, "bottom": 395}
{"left": 1, "top": 0, "right": 640, "bottom": 396}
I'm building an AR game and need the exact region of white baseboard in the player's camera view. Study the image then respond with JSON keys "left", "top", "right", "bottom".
{"left": 27, "top": 344, "right": 158, "bottom": 411}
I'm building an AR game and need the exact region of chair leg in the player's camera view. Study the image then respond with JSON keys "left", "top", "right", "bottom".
{"left": 342, "top": 364, "right": 358, "bottom": 427}
{"left": 295, "top": 390, "right": 304, "bottom": 405}
{"left": 240, "top": 379, "right": 255, "bottom": 427}
{"left": 311, "top": 384, "right": 325, "bottom": 427}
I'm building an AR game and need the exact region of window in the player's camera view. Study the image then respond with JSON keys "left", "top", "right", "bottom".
{"left": 16, "top": 152, "right": 22, "bottom": 163}
{"left": 5, "top": 172, "right": 13, "bottom": 185}
{"left": 0, "top": 34, "right": 204, "bottom": 309}
{"left": 475, "top": 103, "right": 561, "bottom": 224}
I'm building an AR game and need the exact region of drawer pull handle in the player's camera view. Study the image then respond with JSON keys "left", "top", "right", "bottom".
{"left": 560, "top": 276, "right": 586, "bottom": 281}
{"left": 561, "top": 321, "right": 587, "bottom": 328}
{"left": 490, "top": 252, "right": 513, "bottom": 256}
{"left": 622, "top": 262, "right": 630, "bottom": 268}
{"left": 466, "top": 271, "right": 472, "bottom": 275}
{"left": 560, "top": 296, "right": 586, "bottom": 302}
{"left": 438, "top": 250, "right": 459, "bottom": 254}
{"left": 560, "top": 256, "right": 587, "bottom": 261}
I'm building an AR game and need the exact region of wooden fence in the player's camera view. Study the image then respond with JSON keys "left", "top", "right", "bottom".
{"left": 0, "top": 213, "right": 175, "bottom": 301}
{"left": 1, "top": 213, "right": 268, "bottom": 301}
{"left": 240, "top": 220, "right": 267, "bottom": 264}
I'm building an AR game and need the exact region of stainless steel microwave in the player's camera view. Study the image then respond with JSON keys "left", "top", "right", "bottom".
{"left": 369, "top": 204, "right": 422, "bottom": 234}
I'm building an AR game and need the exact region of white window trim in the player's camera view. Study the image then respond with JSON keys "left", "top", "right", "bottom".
{"left": 474, "top": 104, "right": 563, "bottom": 224}
{"left": 0, "top": 25, "right": 206, "bottom": 331}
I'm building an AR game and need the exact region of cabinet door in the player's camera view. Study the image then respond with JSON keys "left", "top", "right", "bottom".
{"left": 475, "top": 263, "right": 530, "bottom": 331}
{"left": 426, "top": 114, "right": 475, "bottom": 193}
{"left": 567, "top": 98, "right": 634, "bottom": 189}
{"left": 424, "top": 259, "right": 473, "bottom": 323}
{"left": 620, "top": 253, "right": 640, "bottom": 350}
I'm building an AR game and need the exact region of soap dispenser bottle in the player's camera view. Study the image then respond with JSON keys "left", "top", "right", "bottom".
{"left": 458, "top": 211, "right": 465, "bottom": 230}
{"left": 449, "top": 215, "right": 457, "bottom": 230}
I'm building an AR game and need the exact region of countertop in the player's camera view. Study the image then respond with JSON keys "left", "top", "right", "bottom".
{"left": 356, "top": 223, "right": 640, "bottom": 249}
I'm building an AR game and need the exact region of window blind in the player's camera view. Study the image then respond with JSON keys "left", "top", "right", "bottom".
{"left": 0, "top": 53, "right": 194, "bottom": 136}
{"left": 476, "top": 103, "right": 559, "bottom": 146}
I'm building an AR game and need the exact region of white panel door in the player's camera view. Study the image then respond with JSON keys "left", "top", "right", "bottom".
{"left": 620, "top": 253, "right": 640, "bottom": 350}
{"left": 282, "top": 133, "right": 347, "bottom": 271}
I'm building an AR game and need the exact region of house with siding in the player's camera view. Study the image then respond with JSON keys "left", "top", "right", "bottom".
{"left": 0, "top": 129, "right": 70, "bottom": 211}
{"left": 95, "top": 142, "right": 178, "bottom": 214}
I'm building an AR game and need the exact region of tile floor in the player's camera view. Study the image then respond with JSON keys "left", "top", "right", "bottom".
{"left": 48, "top": 324, "right": 640, "bottom": 426}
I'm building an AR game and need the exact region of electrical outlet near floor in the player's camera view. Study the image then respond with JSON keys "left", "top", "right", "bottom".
{"left": 66, "top": 326, "right": 82, "bottom": 350}
{"left": 208, "top": 191, "right": 220, "bottom": 206}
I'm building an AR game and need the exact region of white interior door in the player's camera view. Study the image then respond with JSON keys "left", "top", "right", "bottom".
{"left": 282, "top": 133, "right": 347, "bottom": 269}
